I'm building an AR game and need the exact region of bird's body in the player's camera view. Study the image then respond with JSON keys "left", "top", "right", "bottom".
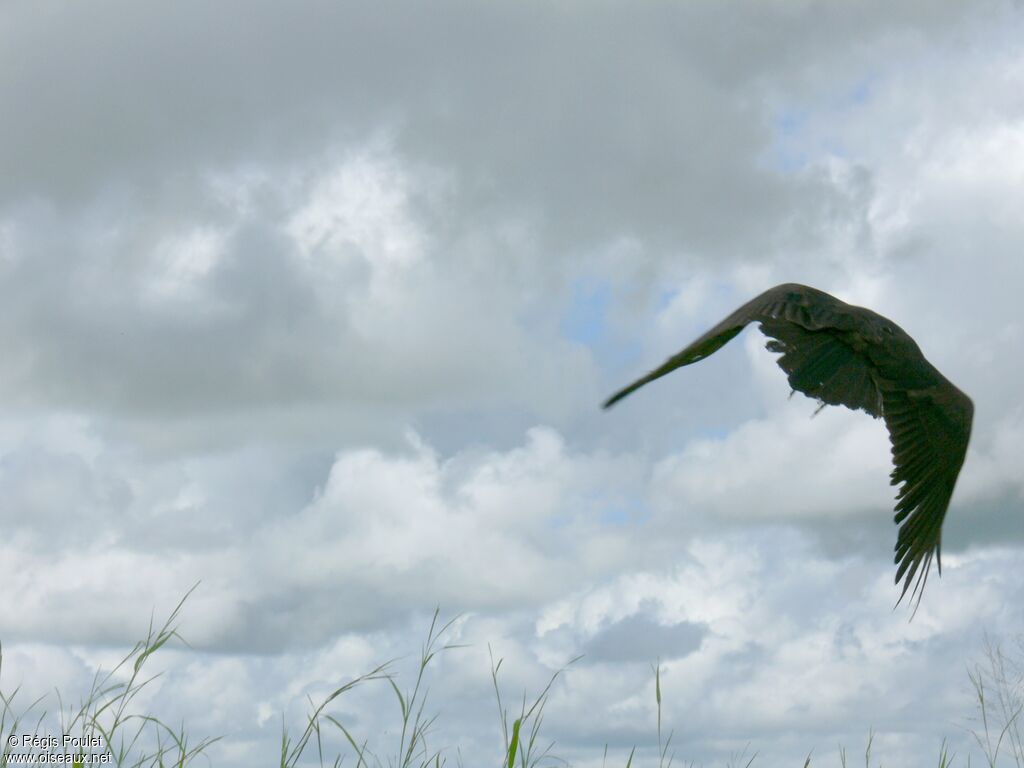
{"left": 604, "top": 283, "right": 973, "bottom": 610}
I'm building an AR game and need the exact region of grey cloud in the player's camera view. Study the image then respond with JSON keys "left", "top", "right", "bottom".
{"left": 2, "top": 0, "right": 978, "bottom": 257}
{"left": 583, "top": 612, "right": 706, "bottom": 664}
{"left": 0, "top": 170, "right": 599, "bottom": 439}
{"left": 0, "top": 0, "right": 1002, "bottom": 444}
{"left": 0, "top": 442, "right": 132, "bottom": 540}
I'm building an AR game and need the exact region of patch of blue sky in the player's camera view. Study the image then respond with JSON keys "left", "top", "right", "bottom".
{"left": 591, "top": 498, "right": 649, "bottom": 528}
{"left": 764, "top": 106, "right": 812, "bottom": 174}
{"left": 845, "top": 74, "right": 876, "bottom": 106}
{"left": 599, "top": 507, "right": 630, "bottom": 525}
{"left": 691, "top": 423, "right": 733, "bottom": 442}
{"left": 761, "top": 73, "right": 877, "bottom": 174}
{"left": 547, "top": 492, "right": 649, "bottom": 530}
{"left": 560, "top": 277, "right": 611, "bottom": 345}
{"left": 655, "top": 286, "right": 678, "bottom": 312}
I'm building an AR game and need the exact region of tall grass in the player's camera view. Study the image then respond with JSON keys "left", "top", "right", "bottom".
{"left": 967, "top": 634, "right": 1024, "bottom": 767}
{"left": 2, "top": 592, "right": 1021, "bottom": 767}
{"left": 0, "top": 584, "right": 218, "bottom": 768}
{"left": 491, "top": 645, "right": 580, "bottom": 768}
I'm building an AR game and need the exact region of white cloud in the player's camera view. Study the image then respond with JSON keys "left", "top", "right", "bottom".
{"left": 145, "top": 227, "right": 227, "bottom": 303}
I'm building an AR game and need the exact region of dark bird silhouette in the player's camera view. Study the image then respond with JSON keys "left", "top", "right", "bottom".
{"left": 603, "top": 283, "right": 973, "bottom": 610}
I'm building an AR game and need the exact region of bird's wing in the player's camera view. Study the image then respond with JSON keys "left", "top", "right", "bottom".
{"left": 758, "top": 317, "right": 883, "bottom": 418}
{"left": 604, "top": 283, "right": 881, "bottom": 416}
{"left": 881, "top": 381, "right": 973, "bottom": 609}
{"left": 601, "top": 322, "right": 745, "bottom": 408}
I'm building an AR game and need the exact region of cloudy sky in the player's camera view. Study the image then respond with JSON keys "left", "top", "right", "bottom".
{"left": 2, "top": 1, "right": 1023, "bottom": 765}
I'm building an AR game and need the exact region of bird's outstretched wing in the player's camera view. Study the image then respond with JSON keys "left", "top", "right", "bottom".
{"left": 603, "top": 282, "right": 973, "bottom": 610}
{"left": 881, "top": 382, "right": 972, "bottom": 607}
{"left": 603, "top": 283, "right": 879, "bottom": 415}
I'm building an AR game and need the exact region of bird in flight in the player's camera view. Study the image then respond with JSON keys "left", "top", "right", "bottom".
{"left": 603, "top": 283, "right": 973, "bottom": 611}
